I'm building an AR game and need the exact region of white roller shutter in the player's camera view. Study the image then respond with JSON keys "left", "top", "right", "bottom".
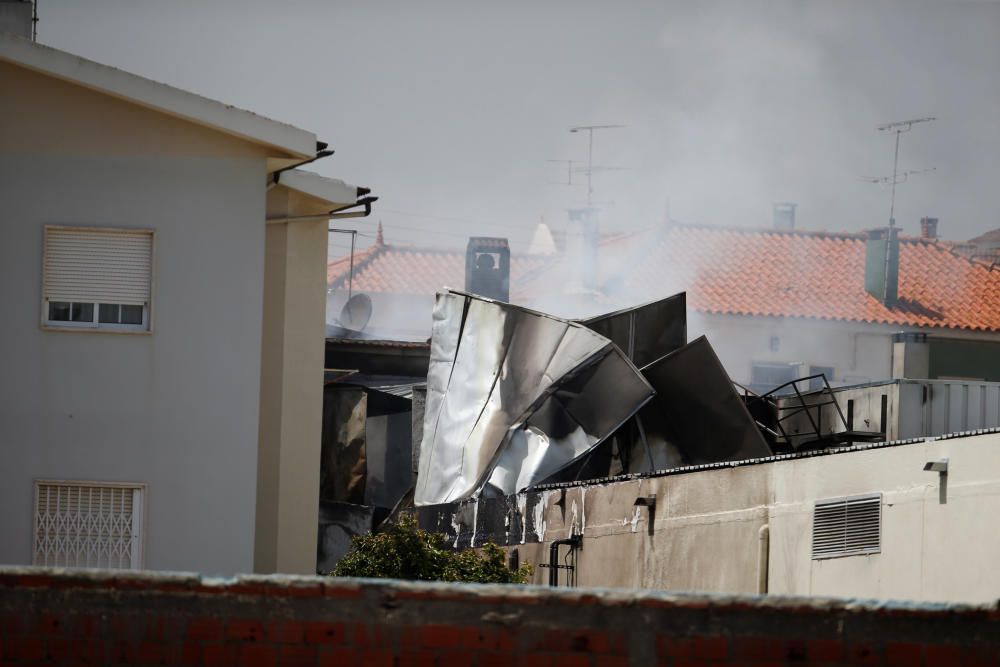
{"left": 44, "top": 227, "right": 152, "bottom": 305}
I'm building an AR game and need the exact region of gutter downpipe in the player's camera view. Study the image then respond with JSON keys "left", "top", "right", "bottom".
{"left": 548, "top": 534, "right": 582, "bottom": 587}
{"left": 757, "top": 523, "right": 770, "bottom": 595}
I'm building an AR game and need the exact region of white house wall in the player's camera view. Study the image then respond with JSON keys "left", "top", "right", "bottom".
{"left": 0, "top": 61, "right": 272, "bottom": 574}
{"left": 511, "top": 431, "right": 1000, "bottom": 603}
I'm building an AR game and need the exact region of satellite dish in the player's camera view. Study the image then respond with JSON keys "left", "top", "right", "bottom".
{"left": 339, "top": 293, "right": 372, "bottom": 333}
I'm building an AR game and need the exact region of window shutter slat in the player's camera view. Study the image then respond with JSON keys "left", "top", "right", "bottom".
{"left": 44, "top": 228, "right": 152, "bottom": 305}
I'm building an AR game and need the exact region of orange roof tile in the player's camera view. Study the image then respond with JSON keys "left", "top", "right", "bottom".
{"left": 327, "top": 234, "right": 551, "bottom": 296}
{"left": 615, "top": 223, "right": 1000, "bottom": 332}
{"left": 328, "top": 222, "right": 1000, "bottom": 332}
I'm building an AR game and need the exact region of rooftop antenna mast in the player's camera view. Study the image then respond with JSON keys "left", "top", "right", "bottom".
{"left": 569, "top": 124, "right": 624, "bottom": 206}
{"left": 875, "top": 117, "right": 935, "bottom": 227}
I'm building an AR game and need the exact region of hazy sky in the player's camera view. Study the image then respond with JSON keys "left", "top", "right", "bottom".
{"left": 36, "top": 0, "right": 1000, "bottom": 254}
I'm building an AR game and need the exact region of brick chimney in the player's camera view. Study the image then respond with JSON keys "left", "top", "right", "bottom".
{"left": 864, "top": 227, "right": 900, "bottom": 306}
{"left": 920, "top": 217, "right": 939, "bottom": 239}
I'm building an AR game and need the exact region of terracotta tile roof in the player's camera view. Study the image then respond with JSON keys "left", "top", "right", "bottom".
{"left": 613, "top": 223, "right": 1000, "bottom": 332}
{"left": 327, "top": 229, "right": 551, "bottom": 295}
{"left": 328, "top": 222, "right": 1000, "bottom": 332}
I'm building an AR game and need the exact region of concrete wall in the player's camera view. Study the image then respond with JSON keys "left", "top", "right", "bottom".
{"left": 256, "top": 185, "right": 329, "bottom": 574}
{"left": 0, "top": 62, "right": 272, "bottom": 574}
{"left": 1, "top": 568, "right": 997, "bottom": 666}
{"left": 693, "top": 312, "right": 1000, "bottom": 388}
{"left": 509, "top": 431, "right": 1000, "bottom": 603}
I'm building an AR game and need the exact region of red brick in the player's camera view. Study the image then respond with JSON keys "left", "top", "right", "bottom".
{"left": 37, "top": 612, "right": 65, "bottom": 636}
{"left": 733, "top": 637, "right": 783, "bottom": 661}
{"left": 849, "top": 641, "right": 883, "bottom": 666}
{"left": 228, "top": 619, "right": 266, "bottom": 642}
{"left": 421, "top": 624, "right": 462, "bottom": 649}
{"left": 304, "top": 621, "right": 347, "bottom": 644}
{"left": 319, "top": 646, "right": 359, "bottom": 666}
{"left": 398, "top": 649, "right": 437, "bottom": 667}
{"left": 48, "top": 638, "right": 74, "bottom": 662}
{"left": 107, "top": 639, "right": 135, "bottom": 664}
{"left": 552, "top": 655, "right": 589, "bottom": 667}
{"left": 165, "top": 642, "right": 201, "bottom": 667}
{"left": 596, "top": 656, "right": 629, "bottom": 667}
{"left": 462, "top": 626, "right": 515, "bottom": 651}
{"left": 203, "top": 643, "right": 238, "bottom": 667}
{"left": 146, "top": 616, "right": 185, "bottom": 641}
{"left": 479, "top": 652, "right": 515, "bottom": 667}
{"left": 962, "top": 646, "right": 999, "bottom": 667}
{"left": 444, "top": 651, "right": 477, "bottom": 667}
{"left": 11, "top": 637, "right": 45, "bottom": 663}
{"left": 239, "top": 643, "right": 277, "bottom": 667}
{"left": 72, "top": 614, "right": 100, "bottom": 638}
{"left": 137, "top": 640, "right": 166, "bottom": 664}
{"left": 0, "top": 614, "right": 24, "bottom": 636}
{"left": 925, "top": 644, "right": 962, "bottom": 664}
{"left": 517, "top": 656, "right": 553, "bottom": 667}
{"left": 694, "top": 635, "right": 729, "bottom": 660}
{"left": 808, "top": 639, "right": 845, "bottom": 661}
{"left": 186, "top": 617, "right": 224, "bottom": 641}
{"left": 657, "top": 636, "right": 694, "bottom": 658}
{"left": 280, "top": 644, "right": 317, "bottom": 667}
{"left": 268, "top": 620, "right": 306, "bottom": 644}
{"left": 362, "top": 648, "right": 395, "bottom": 667}
{"left": 885, "top": 641, "right": 922, "bottom": 666}
{"left": 76, "top": 639, "right": 106, "bottom": 664}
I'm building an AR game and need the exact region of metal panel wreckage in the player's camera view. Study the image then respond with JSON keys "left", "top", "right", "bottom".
{"left": 414, "top": 290, "right": 771, "bottom": 506}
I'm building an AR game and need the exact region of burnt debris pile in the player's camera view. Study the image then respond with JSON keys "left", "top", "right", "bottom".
{"left": 414, "top": 289, "right": 772, "bottom": 507}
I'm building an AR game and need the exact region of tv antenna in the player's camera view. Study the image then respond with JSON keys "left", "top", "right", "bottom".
{"left": 874, "top": 117, "right": 936, "bottom": 227}
{"left": 569, "top": 124, "right": 624, "bottom": 206}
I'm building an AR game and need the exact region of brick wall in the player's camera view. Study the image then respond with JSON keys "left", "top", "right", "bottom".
{"left": 0, "top": 568, "right": 997, "bottom": 666}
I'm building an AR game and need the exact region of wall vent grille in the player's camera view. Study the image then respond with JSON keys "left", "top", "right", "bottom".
{"left": 811, "top": 493, "right": 881, "bottom": 559}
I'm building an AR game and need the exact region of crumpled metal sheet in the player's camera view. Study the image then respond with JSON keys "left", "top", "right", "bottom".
{"left": 635, "top": 335, "right": 773, "bottom": 465}
{"left": 579, "top": 292, "right": 687, "bottom": 368}
{"left": 415, "top": 290, "right": 654, "bottom": 506}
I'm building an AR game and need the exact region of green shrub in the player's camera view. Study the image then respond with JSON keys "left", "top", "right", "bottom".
{"left": 330, "top": 514, "right": 531, "bottom": 584}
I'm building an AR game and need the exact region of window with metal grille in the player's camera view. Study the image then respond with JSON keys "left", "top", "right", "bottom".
{"left": 812, "top": 493, "right": 881, "bottom": 559}
{"left": 33, "top": 481, "right": 144, "bottom": 569}
{"left": 42, "top": 226, "right": 153, "bottom": 331}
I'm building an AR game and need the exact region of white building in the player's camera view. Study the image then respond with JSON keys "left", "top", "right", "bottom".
{"left": 0, "top": 32, "right": 373, "bottom": 575}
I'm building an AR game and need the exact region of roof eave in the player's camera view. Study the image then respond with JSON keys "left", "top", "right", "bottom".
{"left": 0, "top": 33, "right": 316, "bottom": 159}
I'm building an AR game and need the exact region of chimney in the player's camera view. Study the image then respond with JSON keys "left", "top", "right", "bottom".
{"left": 567, "top": 207, "right": 599, "bottom": 290}
{"left": 891, "top": 332, "right": 929, "bottom": 379}
{"left": 864, "top": 227, "right": 900, "bottom": 306}
{"left": 773, "top": 202, "right": 796, "bottom": 230}
{"left": 465, "top": 237, "right": 510, "bottom": 302}
{"left": 0, "top": 0, "right": 35, "bottom": 40}
{"left": 920, "top": 216, "right": 939, "bottom": 239}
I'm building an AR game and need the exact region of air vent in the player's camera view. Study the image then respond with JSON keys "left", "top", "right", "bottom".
{"left": 812, "top": 493, "right": 881, "bottom": 559}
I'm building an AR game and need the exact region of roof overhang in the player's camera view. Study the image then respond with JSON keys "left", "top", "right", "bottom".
{"left": 274, "top": 169, "right": 360, "bottom": 208}
{"left": 0, "top": 32, "right": 316, "bottom": 159}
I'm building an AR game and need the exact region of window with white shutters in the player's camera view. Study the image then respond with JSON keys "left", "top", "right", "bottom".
{"left": 42, "top": 226, "right": 153, "bottom": 331}
{"left": 33, "top": 481, "right": 145, "bottom": 569}
{"left": 811, "top": 493, "right": 881, "bottom": 559}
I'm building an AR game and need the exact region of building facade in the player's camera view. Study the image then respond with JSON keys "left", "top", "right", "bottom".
{"left": 422, "top": 429, "right": 1000, "bottom": 603}
{"left": 0, "top": 33, "right": 369, "bottom": 575}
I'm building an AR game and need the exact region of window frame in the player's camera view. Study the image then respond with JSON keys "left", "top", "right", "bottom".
{"left": 40, "top": 225, "right": 156, "bottom": 334}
